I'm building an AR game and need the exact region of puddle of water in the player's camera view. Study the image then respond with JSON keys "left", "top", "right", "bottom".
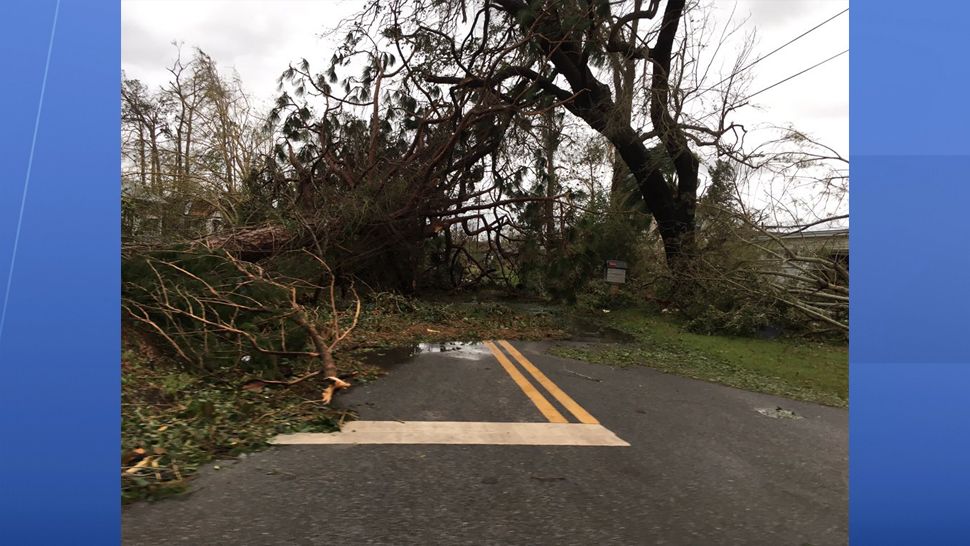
{"left": 362, "top": 341, "right": 491, "bottom": 370}
{"left": 415, "top": 341, "right": 492, "bottom": 359}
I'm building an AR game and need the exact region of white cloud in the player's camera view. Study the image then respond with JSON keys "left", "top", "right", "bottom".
{"left": 738, "top": 0, "right": 843, "bottom": 25}
{"left": 122, "top": 0, "right": 360, "bottom": 108}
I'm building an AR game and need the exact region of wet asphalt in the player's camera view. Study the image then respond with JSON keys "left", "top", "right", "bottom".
{"left": 122, "top": 340, "right": 847, "bottom": 545}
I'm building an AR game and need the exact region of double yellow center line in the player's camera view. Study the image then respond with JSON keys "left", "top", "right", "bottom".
{"left": 483, "top": 340, "right": 599, "bottom": 425}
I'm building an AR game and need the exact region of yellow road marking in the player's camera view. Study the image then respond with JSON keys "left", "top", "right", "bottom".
{"left": 497, "top": 340, "right": 600, "bottom": 425}
{"left": 483, "top": 340, "right": 568, "bottom": 423}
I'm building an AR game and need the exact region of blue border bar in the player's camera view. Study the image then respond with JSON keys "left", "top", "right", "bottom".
{"left": 852, "top": 1, "right": 970, "bottom": 543}
{"left": 0, "top": 1, "right": 120, "bottom": 543}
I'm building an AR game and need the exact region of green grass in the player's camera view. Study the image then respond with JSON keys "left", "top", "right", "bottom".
{"left": 551, "top": 308, "right": 848, "bottom": 407}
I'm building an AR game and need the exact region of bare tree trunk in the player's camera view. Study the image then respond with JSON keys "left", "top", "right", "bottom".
{"left": 137, "top": 124, "right": 147, "bottom": 185}
{"left": 648, "top": 0, "right": 699, "bottom": 270}
{"left": 541, "top": 107, "right": 560, "bottom": 245}
{"left": 497, "top": 0, "right": 699, "bottom": 272}
{"left": 149, "top": 131, "right": 161, "bottom": 191}
{"left": 184, "top": 109, "right": 194, "bottom": 184}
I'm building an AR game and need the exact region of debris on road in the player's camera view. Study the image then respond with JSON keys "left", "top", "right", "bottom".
{"left": 563, "top": 368, "right": 602, "bottom": 382}
{"left": 756, "top": 407, "right": 802, "bottom": 420}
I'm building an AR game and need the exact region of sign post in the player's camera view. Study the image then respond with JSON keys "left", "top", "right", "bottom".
{"left": 605, "top": 260, "right": 627, "bottom": 294}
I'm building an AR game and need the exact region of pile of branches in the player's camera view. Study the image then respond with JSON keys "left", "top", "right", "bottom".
{"left": 676, "top": 215, "right": 848, "bottom": 338}
{"left": 122, "top": 247, "right": 360, "bottom": 403}
{"left": 741, "top": 223, "right": 848, "bottom": 332}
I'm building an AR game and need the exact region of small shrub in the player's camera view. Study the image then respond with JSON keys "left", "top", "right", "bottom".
{"left": 576, "top": 281, "right": 640, "bottom": 310}
{"left": 685, "top": 303, "right": 778, "bottom": 337}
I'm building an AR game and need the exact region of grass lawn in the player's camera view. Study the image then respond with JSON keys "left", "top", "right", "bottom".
{"left": 551, "top": 307, "right": 848, "bottom": 407}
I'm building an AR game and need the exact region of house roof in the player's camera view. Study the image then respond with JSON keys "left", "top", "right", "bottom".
{"left": 122, "top": 182, "right": 222, "bottom": 217}
{"left": 756, "top": 227, "right": 849, "bottom": 254}
{"left": 771, "top": 227, "right": 848, "bottom": 240}
{"left": 121, "top": 182, "right": 167, "bottom": 204}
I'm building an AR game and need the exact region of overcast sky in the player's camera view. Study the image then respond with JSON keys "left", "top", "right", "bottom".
{"left": 123, "top": 0, "right": 848, "bottom": 226}
{"left": 123, "top": 0, "right": 847, "bottom": 153}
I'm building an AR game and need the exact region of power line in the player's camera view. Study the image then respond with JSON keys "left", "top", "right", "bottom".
{"left": 708, "top": 7, "right": 848, "bottom": 90}
{"left": 742, "top": 48, "right": 847, "bottom": 101}
{"left": 694, "top": 48, "right": 848, "bottom": 124}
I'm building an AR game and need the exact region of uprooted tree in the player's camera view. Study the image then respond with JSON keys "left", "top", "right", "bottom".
{"left": 194, "top": 0, "right": 757, "bottom": 289}
{"left": 121, "top": 0, "right": 848, "bottom": 389}
{"left": 361, "top": 0, "right": 751, "bottom": 275}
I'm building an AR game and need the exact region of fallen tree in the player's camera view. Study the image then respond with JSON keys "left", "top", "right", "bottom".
{"left": 123, "top": 248, "right": 359, "bottom": 403}
{"left": 358, "top": 0, "right": 752, "bottom": 278}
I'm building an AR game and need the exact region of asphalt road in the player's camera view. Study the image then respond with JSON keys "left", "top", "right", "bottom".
{"left": 122, "top": 340, "right": 847, "bottom": 545}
